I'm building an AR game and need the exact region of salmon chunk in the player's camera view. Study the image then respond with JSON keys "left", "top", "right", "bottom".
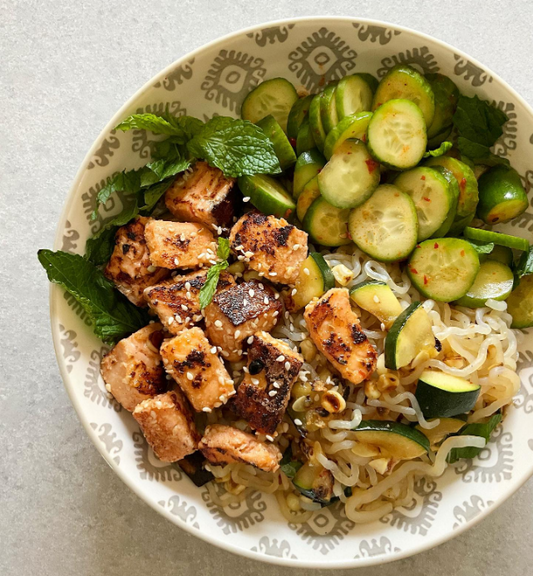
{"left": 199, "top": 424, "right": 282, "bottom": 472}
{"left": 229, "top": 212, "right": 308, "bottom": 284}
{"left": 304, "top": 288, "right": 377, "bottom": 385}
{"left": 234, "top": 332, "right": 303, "bottom": 435}
{"left": 160, "top": 327, "right": 235, "bottom": 412}
{"left": 133, "top": 390, "right": 200, "bottom": 462}
{"left": 204, "top": 280, "right": 282, "bottom": 361}
{"left": 165, "top": 161, "right": 236, "bottom": 228}
{"left": 104, "top": 217, "right": 169, "bottom": 306}
{"left": 100, "top": 324, "right": 167, "bottom": 412}
{"left": 144, "top": 270, "right": 235, "bottom": 334}
{"left": 144, "top": 220, "right": 218, "bottom": 270}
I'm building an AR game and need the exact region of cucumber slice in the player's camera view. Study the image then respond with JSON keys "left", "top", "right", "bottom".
{"left": 241, "top": 78, "right": 298, "bottom": 133}
{"left": 296, "top": 176, "right": 321, "bottom": 222}
{"left": 425, "top": 74, "right": 459, "bottom": 139}
{"left": 455, "top": 260, "right": 514, "bottom": 308}
{"left": 287, "top": 94, "right": 314, "bottom": 140}
{"left": 349, "top": 280, "right": 403, "bottom": 328}
{"left": 293, "top": 149, "right": 326, "bottom": 199}
{"left": 385, "top": 302, "right": 435, "bottom": 370}
{"left": 407, "top": 238, "right": 480, "bottom": 301}
{"left": 348, "top": 184, "right": 418, "bottom": 262}
{"left": 484, "top": 244, "right": 513, "bottom": 266}
{"left": 427, "top": 125, "right": 453, "bottom": 149}
{"left": 303, "top": 196, "right": 351, "bottom": 247}
{"left": 477, "top": 165, "right": 529, "bottom": 225}
{"left": 394, "top": 167, "right": 456, "bottom": 241}
{"left": 335, "top": 74, "right": 374, "bottom": 119}
{"left": 373, "top": 65, "right": 435, "bottom": 127}
{"left": 309, "top": 94, "right": 327, "bottom": 152}
{"left": 416, "top": 417, "right": 466, "bottom": 446}
{"left": 320, "top": 83, "right": 339, "bottom": 134}
{"left": 293, "top": 461, "right": 335, "bottom": 505}
{"left": 507, "top": 274, "right": 533, "bottom": 328}
{"left": 463, "top": 227, "right": 530, "bottom": 252}
{"left": 353, "top": 420, "right": 430, "bottom": 459}
{"left": 424, "top": 157, "right": 479, "bottom": 225}
{"left": 415, "top": 370, "right": 480, "bottom": 419}
{"left": 296, "top": 119, "right": 316, "bottom": 156}
{"left": 431, "top": 167, "right": 460, "bottom": 237}
{"left": 318, "top": 139, "right": 380, "bottom": 209}
{"left": 237, "top": 174, "right": 295, "bottom": 220}
{"left": 284, "top": 252, "right": 335, "bottom": 312}
{"left": 358, "top": 73, "right": 379, "bottom": 93}
{"left": 323, "top": 111, "right": 373, "bottom": 160}
{"left": 368, "top": 99, "right": 427, "bottom": 170}
{"left": 256, "top": 115, "right": 297, "bottom": 170}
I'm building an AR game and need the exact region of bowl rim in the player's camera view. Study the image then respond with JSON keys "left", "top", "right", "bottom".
{"left": 49, "top": 15, "right": 533, "bottom": 569}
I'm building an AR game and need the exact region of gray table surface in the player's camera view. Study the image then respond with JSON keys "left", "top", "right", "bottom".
{"left": 2, "top": 1, "right": 533, "bottom": 574}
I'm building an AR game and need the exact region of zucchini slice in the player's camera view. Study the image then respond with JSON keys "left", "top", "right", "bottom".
{"left": 318, "top": 139, "right": 380, "bottom": 209}
{"left": 477, "top": 165, "right": 529, "bottom": 225}
{"left": 309, "top": 94, "right": 327, "bottom": 152}
{"left": 416, "top": 417, "right": 466, "bottom": 446}
{"left": 415, "top": 370, "right": 480, "bottom": 419}
{"left": 256, "top": 114, "right": 297, "bottom": 170}
{"left": 296, "top": 119, "right": 316, "bottom": 156}
{"left": 323, "top": 111, "right": 373, "bottom": 160}
{"left": 455, "top": 260, "right": 514, "bottom": 308}
{"left": 384, "top": 302, "right": 435, "bottom": 370}
{"left": 373, "top": 65, "right": 435, "bottom": 127}
{"left": 348, "top": 184, "right": 418, "bottom": 262}
{"left": 463, "top": 227, "right": 530, "bottom": 252}
{"left": 287, "top": 94, "right": 314, "bottom": 140}
{"left": 293, "top": 462, "right": 336, "bottom": 506}
{"left": 241, "top": 78, "right": 298, "bottom": 133}
{"left": 293, "top": 149, "right": 326, "bottom": 199}
{"left": 394, "top": 166, "right": 457, "bottom": 241}
{"left": 335, "top": 74, "right": 374, "bottom": 119}
{"left": 283, "top": 252, "right": 335, "bottom": 312}
{"left": 296, "top": 176, "right": 321, "bottom": 222}
{"left": 507, "top": 274, "right": 533, "bottom": 329}
{"left": 349, "top": 280, "right": 403, "bottom": 329}
{"left": 407, "top": 238, "right": 480, "bottom": 302}
{"left": 353, "top": 420, "right": 430, "bottom": 459}
{"left": 425, "top": 73, "right": 459, "bottom": 140}
{"left": 320, "top": 82, "right": 339, "bottom": 134}
{"left": 237, "top": 174, "right": 295, "bottom": 220}
{"left": 368, "top": 99, "right": 427, "bottom": 170}
{"left": 302, "top": 196, "right": 351, "bottom": 247}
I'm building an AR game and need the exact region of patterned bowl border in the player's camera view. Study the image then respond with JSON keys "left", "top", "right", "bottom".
{"left": 49, "top": 16, "right": 533, "bottom": 569}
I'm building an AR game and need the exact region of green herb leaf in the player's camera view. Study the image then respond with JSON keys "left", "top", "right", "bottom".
{"left": 423, "top": 141, "right": 453, "bottom": 158}
{"left": 91, "top": 170, "right": 143, "bottom": 220}
{"left": 116, "top": 113, "right": 204, "bottom": 142}
{"left": 38, "top": 249, "right": 150, "bottom": 344}
{"left": 453, "top": 95, "right": 508, "bottom": 147}
{"left": 199, "top": 261, "right": 228, "bottom": 309}
{"left": 217, "top": 237, "right": 231, "bottom": 260}
{"left": 515, "top": 246, "right": 533, "bottom": 279}
{"left": 447, "top": 413, "right": 502, "bottom": 464}
{"left": 187, "top": 116, "right": 281, "bottom": 177}
{"left": 467, "top": 240, "right": 495, "bottom": 255}
{"left": 280, "top": 446, "right": 302, "bottom": 479}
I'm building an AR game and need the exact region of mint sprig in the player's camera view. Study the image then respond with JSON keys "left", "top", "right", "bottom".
{"left": 199, "top": 238, "right": 231, "bottom": 309}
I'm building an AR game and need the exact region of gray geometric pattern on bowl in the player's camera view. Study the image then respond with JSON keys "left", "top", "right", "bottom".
{"left": 50, "top": 17, "right": 533, "bottom": 568}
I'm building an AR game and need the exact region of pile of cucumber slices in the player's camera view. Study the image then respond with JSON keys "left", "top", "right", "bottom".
{"left": 239, "top": 65, "right": 533, "bottom": 330}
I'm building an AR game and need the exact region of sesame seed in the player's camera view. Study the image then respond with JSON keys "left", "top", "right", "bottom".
{"left": 238, "top": 350, "right": 243, "bottom": 356}
{"left": 259, "top": 283, "right": 264, "bottom": 289}
{"left": 221, "top": 350, "right": 229, "bottom": 357}
{"left": 247, "top": 336, "right": 254, "bottom": 344}
{"left": 193, "top": 315, "right": 202, "bottom": 322}
{"left": 285, "top": 361, "right": 291, "bottom": 370}
{"left": 291, "top": 288, "right": 297, "bottom": 296}
{"left": 180, "top": 233, "right": 186, "bottom": 241}
{"left": 181, "top": 304, "right": 188, "bottom": 311}
{"left": 215, "top": 320, "right": 223, "bottom": 328}
{"left": 273, "top": 311, "right": 279, "bottom": 317}
{"left": 228, "top": 390, "right": 236, "bottom": 397}
{"left": 187, "top": 372, "right": 193, "bottom": 381}
{"left": 294, "top": 418, "right": 303, "bottom": 426}
{"left": 214, "top": 401, "right": 222, "bottom": 408}
{"left": 292, "top": 244, "right": 300, "bottom": 250}
{"left": 235, "top": 330, "right": 241, "bottom": 338}
{"left": 256, "top": 263, "right": 262, "bottom": 269}
{"left": 209, "top": 259, "right": 217, "bottom": 265}
{"left": 185, "top": 317, "right": 190, "bottom": 323}
{"left": 202, "top": 407, "right": 212, "bottom": 412}
{"left": 237, "top": 255, "right": 245, "bottom": 261}
{"left": 314, "top": 394, "right": 320, "bottom": 402}
{"left": 210, "top": 346, "right": 217, "bottom": 354}
{"left": 176, "top": 315, "right": 183, "bottom": 323}
{"left": 273, "top": 381, "right": 280, "bottom": 388}
{"left": 167, "top": 317, "right": 174, "bottom": 325}
{"left": 218, "top": 376, "right": 225, "bottom": 384}
{"left": 268, "top": 390, "right": 277, "bottom": 397}
{"left": 276, "top": 355, "right": 285, "bottom": 362}
{"left": 243, "top": 299, "right": 248, "bottom": 306}
{"left": 274, "top": 292, "right": 280, "bottom": 299}
{"left": 249, "top": 289, "right": 255, "bottom": 297}
{"left": 303, "top": 268, "right": 310, "bottom": 276}
{"left": 269, "top": 272, "right": 277, "bottom": 277}
{"left": 245, "top": 251, "right": 254, "bottom": 259}
{"left": 284, "top": 311, "right": 290, "bottom": 319}
{"left": 186, "top": 291, "right": 192, "bottom": 298}
{"left": 266, "top": 434, "right": 274, "bottom": 441}
{"left": 185, "top": 282, "right": 191, "bottom": 290}
{"left": 290, "top": 323, "right": 294, "bottom": 331}
{"left": 174, "top": 258, "right": 180, "bottom": 266}
{"left": 262, "top": 296, "right": 268, "bottom": 305}
{"left": 243, "top": 196, "right": 251, "bottom": 202}
{"left": 243, "top": 366, "right": 249, "bottom": 373}
{"left": 373, "top": 295, "right": 380, "bottom": 303}
{"left": 251, "top": 378, "right": 260, "bottom": 385}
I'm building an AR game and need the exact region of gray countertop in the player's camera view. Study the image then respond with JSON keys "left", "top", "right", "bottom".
{"left": 2, "top": 1, "right": 533, "bottom": 574}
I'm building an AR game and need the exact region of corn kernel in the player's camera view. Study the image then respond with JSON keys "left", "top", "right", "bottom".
{"left": 321, "top": 390, "right": 346, "bottom": 413}
{"left": 332, "top": 264, "right": 354, "bottom": 286}
{"left": 300, "top": 338, "right": 317, "bottom": 363}
{"left": 368, "top": 457, "right": 390, "bottom": 475}
{"left": 376, "top": 372, "right": 400, "bottom": 392}
{"left": 286, "top": 493, "right": 301, "bottom": 511}
{"left": 292, "top": 380, "right": 312, "bottom": 399}
{"left": 365, "top": 379, "right": 381, "bottom": 399}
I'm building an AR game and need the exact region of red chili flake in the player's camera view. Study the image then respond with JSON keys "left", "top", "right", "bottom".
{"left": 365, "top": 158, "right": 379, "bottom": 173}
{"left": 416, "top": 244, "right": 421, "bottom": 249}
{"left": 460, "top": 249, "right": 465, "bottom": 257}
{"left": 410, "top": 268, "right": 418, "bottom": 274}
{"left": 362, "top": 133, "right": 368, "bottom": 143}
{"left": 459, "top": 178, "right": 467, "bottom": 192}
{"left": 421, "top": 175, "right": 426, "bottom": 181}
{"left": 434, "top": 242, "right": 439, "bottom": 249}
{"left": 423, "top": 275, "right": 429, "bottom": 285}
{"left": 289, "top": 137, "right": 297, "bottom": 148}
{"left": 346, "top": 230, "right": 353, "bottom": 240}
{"left": 422, "top": 197, "right": 431, "bottom": 202}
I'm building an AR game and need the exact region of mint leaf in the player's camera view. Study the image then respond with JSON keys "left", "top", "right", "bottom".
{"left": 38, "top": 250, "right": 150, "bottom": 344}
{"left": 280, "top": 446, "right": 302, "bottom": 479}
{"left": 467, "top": 240, "right": 495, "bottom": 255}
{"left": 453, "top": 95, "right": 508, "bottom": 146}
{"left": 116, "top": 113, "right": 184, "bottom": 136}
{"left": 447, "top": 413, "right": 502, "bottom": 464}
{"left": 217, "top": 237, "right": 231, "bottom": 260}
{"left": 91, "top": 170, "right": 142, "bottom": 220}
{"left": 140, "top": 180, "right": 174, "bottom": 213}
{"left": 187, "top": 116, "right": 281, "bottom": 177}
{"left": 515, "top": 246, "right": 533, "bottom": 279}
{"left": 424, "top": 141, "right": 453, "bottom": 158}
{"left": 199, "top": 261, "right": 228, "bottom": 309}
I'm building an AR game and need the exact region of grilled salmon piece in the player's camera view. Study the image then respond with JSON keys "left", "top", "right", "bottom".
{"left": 160, "top": 327, "right": 235, "bottom": 412}
{"left": 165, "top": 161, "right": 236, "bottom": 229}
{"left": 204, "top": 280, "right": 282, "bottom": 362}
{"left": 100, "top": 324, "right": 167, "bottom": 411}
{"left": 144, "top": 219, "right": 218, "bottom": 270}
{"left": 304, "top": 288, "right": 377, "bottom": 385}
{"left": 233, "top": 332, "right": 303, "bottom": 435}
{"left": 199, "top": 424, "right": 282, "bottom": 472}
{"left": 133, "top": 390, "right": 200, "bottom": 462}
{"left": 229, "top": 212, "right": 308, "bottom": 284}
{"left": 104, "top": 217, "right": 169, "bottom": 306}
{"left": 144, "top": 270, "right": 235, "bottom": 334}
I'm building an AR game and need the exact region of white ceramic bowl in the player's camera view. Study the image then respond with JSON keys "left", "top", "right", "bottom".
{"left": 50, "top": 17, "right": 533, "bottom": 568}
